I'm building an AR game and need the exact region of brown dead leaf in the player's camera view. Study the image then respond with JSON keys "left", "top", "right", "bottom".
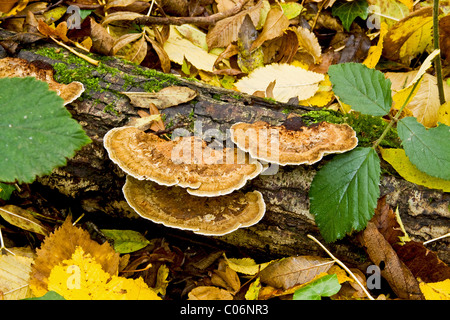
{"left": 250, "top": 6, "right": 289, "bottom": 51}
{"left": 439, "top": 15, "right": 450, "bottom": 63}
{"left": 188, "top": 286, "right": 234, "bottom": 300}
{"left": 206, "top": 0, "right": 264, "bottom": 49}
{"left": 370, "top": 196, "right": 405, "bottom": 246}
{"left": 296, "top": 26, "right": 322, "bottom": 64}
{"left": 37, "top": 20, "right": 69, "bottom": 42}
{"left": 259, "top": 256, "right": 334, "bottom": 290}
{"left": 87, "top": 17, "right": 114, "bottom": 56}
{"left": 29, "top": 218, "right": 119, "bottom": 297}
{"left": 357, "top": 222, "right": 423, "bottom": 300}
{"left": 122, "top": 86, "right": 197, "bottom": 110}
{"left": 211, "top": 260, "right": 241, "bottom": 293}
{"left": 395, "top": 241, "right": 450, "bottom": 283}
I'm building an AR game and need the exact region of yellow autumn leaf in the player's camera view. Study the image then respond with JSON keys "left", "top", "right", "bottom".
{"left": 245, "top": 277, "right": 261, "bottom": 300}
{"left": 438, "top": 101, "right": 450, "bottom": 125}
{"left": 224, "top": 255, "right": 274, "bottom": 275}
{"left": 47, "top": 246, "right": 161, "bottom": 300}
{"left": 420, "top": 279, "right": 450, "bottom": 300}
{"left": 392, "top": 77, "right": 422, "bottom": 110}
{"left": 382, "top": 7, "right": 433, "bottom": 63}
{"left": 327, "top": 265, "right": 353, "bottom": 284}
{"left": 299, "top": 75, "right": 333, "bottom": 107}
{"left": 363, "top": 22, "right": 388, "bottom": 69}
{"left": 380, "top": 148, "right": 450, "bottom": 192}
{"left": 234, "top": 63, "right": 324, "bottom": 103}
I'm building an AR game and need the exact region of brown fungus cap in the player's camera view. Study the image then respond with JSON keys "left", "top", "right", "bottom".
{"left": 230, "top": 120, "right": 358, "bottom": 165}
{"left": 0, "top": 58, "right": 84, "bottom": 105}
{"left": 123, "top": 176, "right": 266, "bottom": 236}
{"left": 103, "top": 126, "right": 263, "bottom": 196}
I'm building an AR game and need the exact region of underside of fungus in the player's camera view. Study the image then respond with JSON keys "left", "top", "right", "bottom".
{"left": 230, "top": 120, "right": 358, "bottom": 165}
{"left": 103, "top": 126, "right": 263, "bottom": 196}
{"left": 123, "top": 176, "right": 266, "bottom": 236}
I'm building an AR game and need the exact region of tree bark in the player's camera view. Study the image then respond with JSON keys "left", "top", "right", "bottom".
{"left": 14, "top": 43, "right": 450, "bottom": 266}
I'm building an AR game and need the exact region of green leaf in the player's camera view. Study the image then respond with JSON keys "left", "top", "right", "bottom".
{"left": 292, "top": 274, "right": 341, "bottom": 300}
{"left": 328, "top": 63, "right": 392, "bottom": 116}
{"left": 24, "top": 291, "right": 65, "bottom": 300}
{"left": 0, "top": 182, "right": 15, "bottom": 200}
{"left": 397, "top": 117, "right": 450, "bottom": 180}
{"left": 332, "top": 0, "right": 369, "bottom": 31}
{"left": 101, "top": 229, "right": 150, "bottom": 253}
{"left": 280, "top": 2, "right": 303, "bottom": 20}
{"left": 0, "top": 77, "right": 91, "bottom": 183}
{"left": 309, "top": 147, "right": 381, "bottom": 242}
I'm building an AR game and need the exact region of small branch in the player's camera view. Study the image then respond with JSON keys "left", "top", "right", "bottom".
{"left": 372, "top": 77, "right": 422, "bottom": 149}
{"left": 307, "top": 234, "right": 375, "bottom": 300}
{"left": 433, "top": 0, "right": 446, "bottom": 105}
{"left": 134, "top": 0, "right": 252, "bottom": 27}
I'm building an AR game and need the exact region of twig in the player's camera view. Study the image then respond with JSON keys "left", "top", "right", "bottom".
{"left": 423, "top": 232, "right": 450, "bottom": 245}
{"left": 134, "top": 0, "right": 252, "bottom": 27}
{"left": 307, "top": 234, "right": 375, "bottom": 300}
{"left": 433, "top": 0, "right": 446, "bottom": 105}
{"left": 50, "top": 36, "right": 99, "bottom": 66}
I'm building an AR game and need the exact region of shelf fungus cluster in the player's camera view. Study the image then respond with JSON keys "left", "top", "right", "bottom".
{"left": 103, "top": 117, "right": 357, "bottom": 236}
{"left": 103, "top": 126, "right": 265, "bottom": 235}
{"left": 230, "top": 120, "right": 358, "bottom": 166}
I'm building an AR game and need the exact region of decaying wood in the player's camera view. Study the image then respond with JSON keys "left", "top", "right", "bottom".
{"left": 13, "top": 44, "right": 450, "bottom": 266}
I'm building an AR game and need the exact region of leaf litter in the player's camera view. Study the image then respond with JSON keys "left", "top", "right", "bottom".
{"left": 0, "top": 0, "right": 449, "bottom": 302}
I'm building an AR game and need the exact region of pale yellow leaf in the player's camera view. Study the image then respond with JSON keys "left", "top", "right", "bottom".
{"left": 234, "top": 63, "right": 324, "bottom": 103}
{"left": 165, "top": 26, "right": 219, "bottom": 72}
{"left": 299, "top": 75, "right": 333, "bottom": 107}
{"left": 225, "top": 255, "right": 274, "bottom": 275}
{"left": 0, "top": 253, "right": 33, "bottom": 300}
{"left": 380, "top": 147, "right": 450, "bottom": 192}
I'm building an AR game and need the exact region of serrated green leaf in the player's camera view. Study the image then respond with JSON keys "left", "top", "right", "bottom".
{"left": 332, "top": 0, "right": 369, "bottom": 31}
{"left": 101, "top": 229, "right": 150, "bottom": 253}
{"left": 328, "top": 63, "right": 392, "bottom": 116}
{"left": 309, "top": 147, "right": 381, "bottom": 242}
{"left": 0, "top": 77, "right": 91, "bottom": 183}
{"left": 292, "top": 274, "right": 341, "bottom": 300}
{"left": 397, "top": 117, "right": 450, "bottom": 180}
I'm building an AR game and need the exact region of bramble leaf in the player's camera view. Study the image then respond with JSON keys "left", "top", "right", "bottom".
{"left": 397, "top": 117, "right": 450, "bottom": 180}
{"left": 309, "top": 147, "right": 381, "bottom": 242}
{"left": 0, "top": 77, "right": 91, "bottom": 183}
{"left": 328, "top": 63, "right": 392, "bottom": 116}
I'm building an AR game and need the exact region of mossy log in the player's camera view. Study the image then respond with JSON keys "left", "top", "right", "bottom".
{"left": 12, "top": 43, "right": 450, "bottom": 266}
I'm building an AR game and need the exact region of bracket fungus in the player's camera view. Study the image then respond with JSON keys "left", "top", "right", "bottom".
{"left": 103, "top": 126, "right": 263, "bottom": 196}
{"left": 230, "top": 120, "right": 358, "bottom": 165}
{"left": 0, "top": 58, "right": 84, "bottom": 105}
{"left": 123, "top": 176, "right": 266, "bottom": 236}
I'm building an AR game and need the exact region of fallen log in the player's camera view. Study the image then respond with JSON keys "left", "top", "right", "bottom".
{"left": 11, "top": 42, "right": 450, "bottom": 266}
